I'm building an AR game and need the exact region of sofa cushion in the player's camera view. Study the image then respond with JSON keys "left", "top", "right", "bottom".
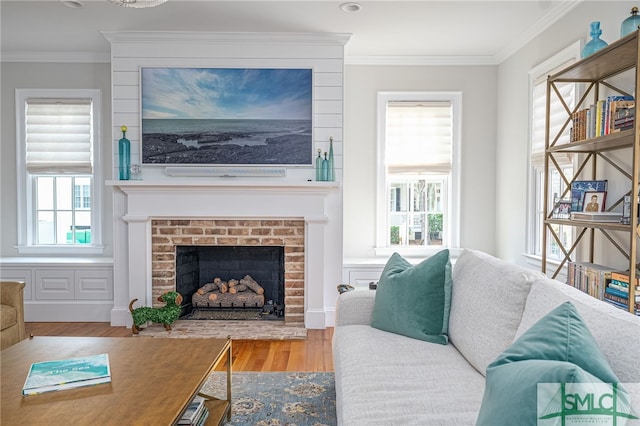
{"left": 1, "top": 304, "right": 17, "bottom": 331}
{"left": 371, "top": 250, "right": 452, "bottom": 344}
{"left": 476, "top": 302, "right": 622, "bottom": 425}
{"left": 334, "top": 324, "right": 485, "bottom": 425}
{"left": 449, "top": 249, "right": 544, "bottom": 375}
{"left": 517, "top": 278, "right": 640, "bottom": 383}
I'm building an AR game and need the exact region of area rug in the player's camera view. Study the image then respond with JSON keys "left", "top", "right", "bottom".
{"left": 201, "top": 372, "right": 336, "bottom": 426}
{"left": 134, "top": 320, "right": 307, "bottom": 340}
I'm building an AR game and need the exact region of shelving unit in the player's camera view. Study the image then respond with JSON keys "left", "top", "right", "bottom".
{"left": 542, "top": 30, "right": 639, "bottom": 314}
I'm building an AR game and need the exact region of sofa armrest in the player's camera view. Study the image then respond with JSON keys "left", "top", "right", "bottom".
{"left": 1, "top": 281, "right": 26, "bottom": 338}
{"left": 335, "top": 290, "right": 376, "bottom": 327}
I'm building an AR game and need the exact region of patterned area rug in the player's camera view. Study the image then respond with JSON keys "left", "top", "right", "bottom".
{"left": 201, "top": 372, "right": 336, "bottom": 426}
{"left": 133, "top": 320, "right": 307, "bottom": 340}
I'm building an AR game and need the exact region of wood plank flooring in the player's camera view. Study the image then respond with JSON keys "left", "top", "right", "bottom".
{"left": 24, "top": 322, "right": 334, "bottom": 372}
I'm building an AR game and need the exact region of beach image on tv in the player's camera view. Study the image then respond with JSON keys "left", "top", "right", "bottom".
{"left": 141, "top": 67, "right": 313, "bottom": 165}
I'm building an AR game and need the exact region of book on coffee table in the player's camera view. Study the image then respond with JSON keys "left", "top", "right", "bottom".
{"left": 22, "top": 353, "right": 111, "bottom": 396}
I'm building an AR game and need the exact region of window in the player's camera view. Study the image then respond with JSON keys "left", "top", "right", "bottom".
{"left": 376, "top": 92, "right": 461, "bottom": 256}
{"left": 15, "top": 89, "right": 103, "bottom": 254}
{"left": 527, "top": 42, "right": 581, "bottom": 262}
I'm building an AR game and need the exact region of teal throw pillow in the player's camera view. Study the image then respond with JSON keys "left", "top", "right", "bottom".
{"left": 370, "top": 250, "right": 452, "bottom": 344}
{"left": 476, "top": 301, "right": 625, "bottom": 426}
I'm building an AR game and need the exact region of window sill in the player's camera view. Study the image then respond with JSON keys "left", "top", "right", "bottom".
{"left": 521, "top": 253, "right": 567, "bottom": 282}
{"left": 374, "top": 245, "right": 462, "bottom": 260}
{"left": 15, "top": 245, "right": 105, "bottom": 256}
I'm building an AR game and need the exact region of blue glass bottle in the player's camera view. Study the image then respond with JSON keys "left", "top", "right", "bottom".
{"left": 582, "top": 21, "right": 608, "bottom": 58}
{"left": 621, "top": 7, "right": 640, "bottom": 37}
{"left": 119, "top": 125, "right": 131, "bottom": 180}
{"left": 321, "top": 152, "right": 329, "bottom": 182}
{"left": 315, "top": 149, "right": 323, "bottom": 181}
{"left": 328, "top": 137, "right": 335, "bottom": 182}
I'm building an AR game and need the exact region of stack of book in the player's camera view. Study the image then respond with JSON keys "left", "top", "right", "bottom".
{"left": 604, "top": 271, "right": 640, "bottom": 315}
{"left": 566, "top": 261, "right": 611, "bottom": 300}
{"left": 179, "top": 395, "right": 209, "bottom": 426}
{"left": 570, "top": 95, "right": 635, "bottom": 142}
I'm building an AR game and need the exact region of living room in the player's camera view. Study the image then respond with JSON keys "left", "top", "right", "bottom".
{"left": 2, "top": 1, "right": 636, "bottom": 328}
{"left": 2, "top": 1, "right": 640, "bottom": 425}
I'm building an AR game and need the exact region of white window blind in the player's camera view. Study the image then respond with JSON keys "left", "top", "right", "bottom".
{"left": 25, "top": 98, "right": 93, "bottom": 174}
{"left": 386, "top": 101, "right": 452, "bottom": 174}
{"left": 530, "top": 76, "right": 575, "bottom": 168}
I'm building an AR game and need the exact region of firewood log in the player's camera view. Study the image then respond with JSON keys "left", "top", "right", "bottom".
{"left": 218, "top": 281, "right": 228, "bottom": 293}
{"left": 197, "top": 282, "right": 218, "bottom": 295}
{"left": 240, "top": 275, "right": 264, "bottom": 294}
{"left": 228, "top": 279, "right": 238, "bottom": 287}
{"left": 228, "top": 284, "right": 248, "bottom": 294}
{"left": 208, "top": 292, "right": 218, "bottom": 301}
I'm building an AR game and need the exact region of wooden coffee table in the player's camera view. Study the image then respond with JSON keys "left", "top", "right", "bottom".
{"left": 1, "top": 336, "right": 232, "bottom": 425}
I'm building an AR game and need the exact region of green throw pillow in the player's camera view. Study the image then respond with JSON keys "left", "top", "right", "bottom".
{"left": 370, "top": 250, "right": 452, "bottom": 344}
{"left": 476, "top": 301, "right": 624, "bottom": 426}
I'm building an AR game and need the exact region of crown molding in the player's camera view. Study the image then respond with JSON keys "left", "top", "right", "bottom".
{"left": 1, "top": 51, "right": 110, "bottom": 63}
{"left": 100, "top": 31, "right": 352, "bottom": 46}
{"left": 494, "top": 0, "right": 583, "bottom": 64}
{"left": 345, "top": 55, "right": 497, "bottom": 66}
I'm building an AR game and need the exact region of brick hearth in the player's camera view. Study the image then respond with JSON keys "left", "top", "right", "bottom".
{"left": 150, "top": 219, "right": 305, "bottom": 324}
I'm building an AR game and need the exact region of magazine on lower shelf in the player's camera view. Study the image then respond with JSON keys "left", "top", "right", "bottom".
{"left": 179, "top": 395, "right": 206, "bottom": 425}
{"left": 22, "top": 353, "right": 111, "bottom": 396}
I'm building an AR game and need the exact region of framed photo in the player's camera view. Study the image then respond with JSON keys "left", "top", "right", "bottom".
{"left": 582, "top": 191, "right": 606, "bottom": 212}
{"left": 570, "top": 180, "right": 608, "bottom": 211}
{"left": 552, "top": 199, "right": 572, "bottom": 219}
{"left": 140, "top": 67, "right": 313, "bottom": 166}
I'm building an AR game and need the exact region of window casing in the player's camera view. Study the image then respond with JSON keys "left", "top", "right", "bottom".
{"left": 15, "top": 89, "right": 103, "bottom": 254}
{"left": 527, "top": 42, "right": 581, "bottom": 262}
{"left": 376, "top": 92, "right": 461, "bottom": 257}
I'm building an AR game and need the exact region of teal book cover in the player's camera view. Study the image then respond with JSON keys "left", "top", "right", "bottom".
{"left": 22, "top": 353, "right": 111, "bottom": 396}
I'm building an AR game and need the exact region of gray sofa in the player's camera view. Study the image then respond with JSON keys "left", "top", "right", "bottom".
{"left": 333, "top": 249, "right": 640, "bottom": 425}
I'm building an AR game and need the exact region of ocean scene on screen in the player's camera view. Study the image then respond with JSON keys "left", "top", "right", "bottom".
{"left": 141, "top": 68, "right": 313, "bottom": 165}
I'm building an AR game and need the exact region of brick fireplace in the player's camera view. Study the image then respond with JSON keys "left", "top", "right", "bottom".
{"left": 152, "top": 219, "right": 305, "bottom": 324}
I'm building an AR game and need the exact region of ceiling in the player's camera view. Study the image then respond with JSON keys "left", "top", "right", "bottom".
{"left": 1, "top": 0, "right": 582, "bottom": 65}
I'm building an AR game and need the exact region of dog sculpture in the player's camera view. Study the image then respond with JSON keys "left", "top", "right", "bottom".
{"left": 128, "top": 291, "right": 183, "bottom": 334}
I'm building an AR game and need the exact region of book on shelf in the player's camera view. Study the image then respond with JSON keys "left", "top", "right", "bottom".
{"left": 570, "top": 96, "right": 634, "bottom": 141}
{"left": 179, "top": 395, "right": 206, "bottom": 425}
{"left": 567, "top": 261, "right": 612, "bottom": 300}
{"left": 22, "top": 353, "right": 111, "bottom": 396}
{"left": 569, "top": 211, "right": 621, "bottom": 222}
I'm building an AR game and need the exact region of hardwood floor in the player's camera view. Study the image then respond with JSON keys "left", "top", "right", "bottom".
{"left": 24, "top": 322, "right": 334, "bottom": 372}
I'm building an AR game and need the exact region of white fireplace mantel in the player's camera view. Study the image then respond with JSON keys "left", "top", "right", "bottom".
{"left": 107, "top": 179, "right": 342, "bottom": 329}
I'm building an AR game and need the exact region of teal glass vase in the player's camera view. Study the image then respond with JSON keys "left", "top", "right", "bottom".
{"left": 621, "top": 7, "right": 640, "bottom": 37}
{"left": 582, "top": 21, "right": 608, "bottom": 58}
{"left": 327, "top": 137, "right": 335, "bottom": 182}
{"left": 321, "top": 152, "right": 329, "bottom": 182}
{"left": 118, "top": 125, "right": 131, "bottom": 180}
{"left": 315, "top": 149, "right": 323, "bottom": 181}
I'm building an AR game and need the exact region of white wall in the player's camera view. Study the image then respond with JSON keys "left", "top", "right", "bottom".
{"left": 0, "top": 62, "right": 114, "bottom": 258}
{"left": 342, "top": 64, "right": 498, "bottom": 260}
{"left": 495, "top": 1, "right": 636, "bottom": 266}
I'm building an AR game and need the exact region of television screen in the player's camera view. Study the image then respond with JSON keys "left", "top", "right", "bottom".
{"left": 140, "top": 67, "right": 313, "bottom": 165}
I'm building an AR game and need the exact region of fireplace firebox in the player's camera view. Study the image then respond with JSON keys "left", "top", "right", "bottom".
{"left": 176, "top": 245, "right": 285, "bottom": 320}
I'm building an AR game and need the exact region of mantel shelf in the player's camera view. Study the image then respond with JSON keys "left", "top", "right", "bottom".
{"left": 105, "top": 179, "right": 340, "bottom": 195}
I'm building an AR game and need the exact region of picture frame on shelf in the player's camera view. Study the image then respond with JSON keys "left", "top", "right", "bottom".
{"left": 570, "top": 180, "right": 608, "bottom": 211}
{"left": 582, "top": 191, "right": 607, "bottom": 212}
{"left": 552, "top": 199, "right": 572, "bottom": 219}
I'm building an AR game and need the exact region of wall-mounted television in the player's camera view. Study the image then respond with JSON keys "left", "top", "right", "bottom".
{"left": 140, "top": 67, "right": 313, "bottom": 166}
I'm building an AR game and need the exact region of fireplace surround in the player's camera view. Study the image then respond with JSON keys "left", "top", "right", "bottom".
{"left": 108, "top": 180, "right": 341, "bottom": 329}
